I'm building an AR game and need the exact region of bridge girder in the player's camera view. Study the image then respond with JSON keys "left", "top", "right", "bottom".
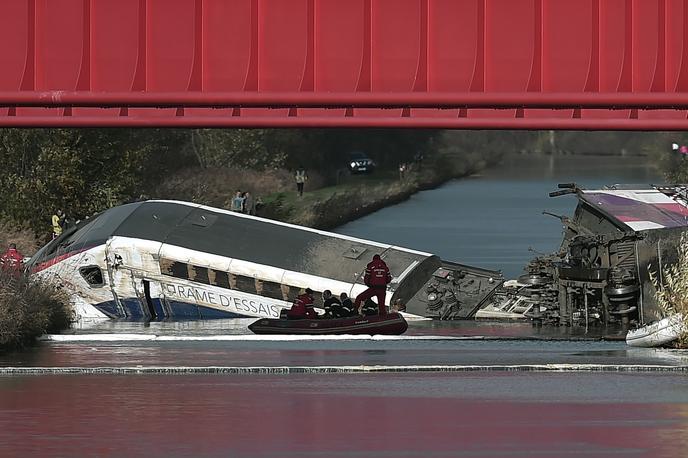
{"left": 2, "top": 0, "right": 688, "bottom": 129}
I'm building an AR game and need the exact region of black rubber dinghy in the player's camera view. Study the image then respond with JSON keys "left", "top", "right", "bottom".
{"left": 248, "top": 312, "right": 408, "bottom": 335}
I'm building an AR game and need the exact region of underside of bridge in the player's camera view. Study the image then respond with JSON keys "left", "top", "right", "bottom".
{"left": 2, "top": 0, "right": 688, "bottom": 129}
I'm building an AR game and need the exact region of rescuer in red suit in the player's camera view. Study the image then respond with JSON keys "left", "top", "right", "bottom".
{"left": 287, "top": 288, "right": 318, "bottom": 319}
{"left": 0, "top": 243, "right": 24, "bottom": 273}
{"left": 354, "top": 254, "right": 392, "bottom": 316}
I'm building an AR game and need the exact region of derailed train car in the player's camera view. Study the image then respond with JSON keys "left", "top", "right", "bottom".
{"left": 27, "top": 200, "right": 500, "bottom": 320}
{"left": 482, "top": 184, "right": 688, "bottom": 327}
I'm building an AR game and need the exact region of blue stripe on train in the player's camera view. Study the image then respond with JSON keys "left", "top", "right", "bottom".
{"left": 166, "top": 300, "right": 201, "bottom": 319}
{"left": 120, "top": 298, "right": 147, "bottom": 319}
{"left": 93, "top": 298, "right": 245, "bottom": 320}
{"left": 94, "top": 300, "right": 121, "bottom": 318}
{"left": 150, "top": 298, "right": 166, "bottom": 318}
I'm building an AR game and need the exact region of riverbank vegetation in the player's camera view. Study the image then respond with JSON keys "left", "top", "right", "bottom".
{"left": 650, "top": 233, "right": 688, "bottom": 348}
{"left": 0, "top": 222, "right": 70, "bottom": 351}
{"left": 0, "top": 271, "right": 72, "bottom": 351}
{"left": 0, "top": 128, "right": 519, "bottom": 238}
{"left": 0, "top": 129, "right": 673, "bottom": 244}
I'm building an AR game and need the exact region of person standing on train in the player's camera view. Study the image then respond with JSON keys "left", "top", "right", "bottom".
{"left": 354, "top": 254, "right": 392, "bottom": 316}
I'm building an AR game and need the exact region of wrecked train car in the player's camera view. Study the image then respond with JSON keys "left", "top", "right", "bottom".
{"left": 26, "top": 200, "right": 500, "bottom": 321}
{"left": 482, "top": 184, "right": 688, "bottom": 327}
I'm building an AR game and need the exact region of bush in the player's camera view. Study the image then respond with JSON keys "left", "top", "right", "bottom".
{"left": 0, "top": 271, "right": 72, "bottom": 351}
{"left": 649, "top": 233, "right": 688, "bottom": 347}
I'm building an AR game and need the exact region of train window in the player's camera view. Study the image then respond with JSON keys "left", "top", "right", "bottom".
{"left": 234, "top": 275, "right": 256, "bottom": 294}
{"left": 261, "top": 280, "right": 284, "bottom": 300}
{"left": 212, "top": 270, "right": 231, "bottom": 289}
{"left": 160, "top": 258, "right": 189, "bottom": 280}
{"left": 189, "top": 265, "right": 210, "bottom": 285}
{"left": 79, "top": 266, "right": 104, "bottom": 287}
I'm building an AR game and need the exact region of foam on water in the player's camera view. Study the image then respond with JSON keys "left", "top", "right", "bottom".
{"left": 0, "top": 364, "right": 687, "bottom": 375}
{"left": 40, "top": 333, "right": 476, "bottom": 342}
{"left": 39, "top": 333, "right": 602, "bottom": 342}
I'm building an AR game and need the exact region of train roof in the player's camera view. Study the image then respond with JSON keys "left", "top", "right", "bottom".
{"left": 578, "top": 185, "right": 688, "bottom": 232}
{"left": 30, "top": 200, "right": 437, "bottom": 284}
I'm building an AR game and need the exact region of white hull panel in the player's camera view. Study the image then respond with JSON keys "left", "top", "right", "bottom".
{"left": 626, "top": 314, "right": 686, "bottom": 347}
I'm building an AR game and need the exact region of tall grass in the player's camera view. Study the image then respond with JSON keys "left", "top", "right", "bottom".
{"left": 0, "top": 271, "right": 72, "bottom": 351}
{"left": 649, "top": 233, "right": 688, "bottom": 347}
{"left": 154, "top": 167, "right": 325, "bottom": 209}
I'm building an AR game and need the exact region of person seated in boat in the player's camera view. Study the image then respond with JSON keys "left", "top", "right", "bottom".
{"left": 322, "top": 290, "right": 342, "bottom": 318}
{"left": 286, "top": 288, "right": 318, "bottom": 320}
{"left": 339, "top": 292, "right": 356, "bottom": 317}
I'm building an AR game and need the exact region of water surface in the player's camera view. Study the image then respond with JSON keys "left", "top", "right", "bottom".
{"left": 336, "top": 154, "right": 661, "bottom": 278}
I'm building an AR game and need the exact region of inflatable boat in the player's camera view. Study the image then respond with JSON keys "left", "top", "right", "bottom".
{"left": 248, "top": 312, "right": 408, "bottom": 335}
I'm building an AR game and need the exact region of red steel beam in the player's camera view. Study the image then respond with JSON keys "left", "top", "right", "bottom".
{"left": 3, "top": 91, "right": 688, "bottom": 109}
{"left": 1, "top": 115, "right": 688, "bottom": 131}
{"left": 0, "top": 0, "right": 687, "bottom": 129}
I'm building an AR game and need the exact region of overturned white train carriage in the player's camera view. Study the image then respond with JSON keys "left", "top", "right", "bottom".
{"left": 27, "top": 200, "right": 500, "bottom": 321}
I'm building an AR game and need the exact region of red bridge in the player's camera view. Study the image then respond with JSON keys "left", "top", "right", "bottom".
{"left": 2, "top": 0, "right": 688, "bottom": 129}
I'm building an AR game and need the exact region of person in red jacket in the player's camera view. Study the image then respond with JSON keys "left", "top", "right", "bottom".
{"left": 286, "top": 288, "right": 318, "bottom": 319}
{"left": 354, "top": 254, "right": 392, "bottom": 316}
{"left": 0, "top": 243, "right": 24, "bottom": 273}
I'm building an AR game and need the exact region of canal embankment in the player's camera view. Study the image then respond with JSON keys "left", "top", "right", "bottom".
{"left": 259, "top": 150, "right": 499, "bottom": 230}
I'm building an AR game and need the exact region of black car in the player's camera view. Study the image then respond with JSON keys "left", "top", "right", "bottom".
{"left": 347, "top": 151, "right": 375, "bottom": 174}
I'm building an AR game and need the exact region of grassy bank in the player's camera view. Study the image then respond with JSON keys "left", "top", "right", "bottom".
{"left": 259, "top": 150, "right": 494, "bottom": 229}
{"left": 0, "top": 272, "right": 72, "bottom": 352}
{"left": 149, "top": 144, "right": 498, "bottom": 230}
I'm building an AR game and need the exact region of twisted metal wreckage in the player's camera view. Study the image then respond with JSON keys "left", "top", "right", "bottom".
{"left": 481, "top": 183, "right": 688, "bottom": 335}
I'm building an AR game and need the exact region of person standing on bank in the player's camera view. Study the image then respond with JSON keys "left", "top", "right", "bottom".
{"left": 0, "top": 243, "right": 24, "bottom": 273}
{"left": 295, "top": 166, "right": 308, "bottom": 197}
{"left": 243, "top": 191, "right": 256, "bottom": 215}
{"left": 51, "top": 209, "right": 65, "bottom": 239}
{"left": 230, "top": 190, "right": 245, "bottom": 212}
{"left": 354, "top": 254, "right": 392, "bottom": 316}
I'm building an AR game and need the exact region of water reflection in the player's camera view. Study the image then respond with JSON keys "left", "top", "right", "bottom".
{"left": 1, "top": 373, "right": 687, "bottom": 457}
